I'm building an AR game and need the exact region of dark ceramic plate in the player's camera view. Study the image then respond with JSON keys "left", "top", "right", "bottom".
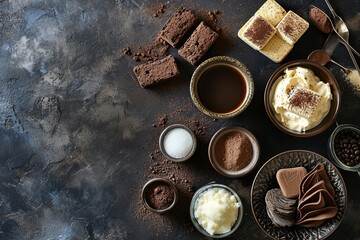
{"left": 251, "top": 150, "right": 347, "bottom": 239}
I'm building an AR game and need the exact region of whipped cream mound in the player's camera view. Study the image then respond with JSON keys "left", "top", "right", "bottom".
{"left": 272, "top": 67, "right": 332, "bottom": 132}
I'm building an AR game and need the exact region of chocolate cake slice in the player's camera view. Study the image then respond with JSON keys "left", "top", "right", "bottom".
{"left": 133, "top": 56, "right": 180, "bottom": 88}
{"left": 158, "top": 6, "right": 198, "bottom": 47}
{"left": 178, "top": 22, "right": 219, "bottom": 65}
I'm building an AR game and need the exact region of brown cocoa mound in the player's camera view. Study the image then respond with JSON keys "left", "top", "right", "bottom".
{"left": 145, "top": 182, "right": 175, "bottom": 209}
{"left": 215, "top": 132, "right": 253, "bottom": 171}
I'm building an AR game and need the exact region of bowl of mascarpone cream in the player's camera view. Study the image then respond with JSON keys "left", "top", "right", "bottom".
{"left": 264, "top": 60, "right": 340, "bottom": 137}
{"left": 190, "top": 183, "right": 243, "bottom": 238}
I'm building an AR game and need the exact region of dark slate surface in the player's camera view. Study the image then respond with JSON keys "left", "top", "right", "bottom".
{"left": 0, "top": 0, "right": 359, "bottom": 239}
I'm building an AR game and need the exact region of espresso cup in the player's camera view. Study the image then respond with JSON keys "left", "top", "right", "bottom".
{"left": 190, "top": 56, "right": 254, "bottom": 119}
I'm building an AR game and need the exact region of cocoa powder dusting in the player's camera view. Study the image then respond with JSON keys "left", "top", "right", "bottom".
{"left": 216, "top": 132, "right": 253, "bottom": 171}
{"left": 134, "top": 101, "right": 213, "bottom": 236}
{"left": 124, "top": 41, "right": 169, "bottom": 63}
{"left": 153, "top": 115, "right": 168, "bottom": 128}
{"left": 145, "top": 183, "right": 174, "bottom": 209}
{"left": 199, "top": 9, "right": 223, "bottom": 33}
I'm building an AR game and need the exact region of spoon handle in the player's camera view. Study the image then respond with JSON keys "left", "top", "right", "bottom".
{"left": 344, "top": 43, "right": 360, "bottom": 76}
{"left": 324, "top": 0, "right": 337, "bottom": 19}
{"left": 338, "top": 34, "right": 360, "bottom": 58}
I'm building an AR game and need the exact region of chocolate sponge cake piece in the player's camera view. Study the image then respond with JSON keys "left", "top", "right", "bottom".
{"left": 133, "top": 56, "right": 180, "bottom": 88}
{"left": 178, "top": 22, "right": 219, "bottom": 65}
{"left": 158, "top": 6, "right": 198, "bottom": 47}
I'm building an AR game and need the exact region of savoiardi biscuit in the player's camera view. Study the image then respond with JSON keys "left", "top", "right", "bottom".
{"left": 256, "top": 0, "right": 286, "bottom": 26}
{"left": 239, "top": 14, "right": 276, "bottom": 51}
{"left": 259, "top": 34, "right": 293, "bottom": 63}
{"left": 276, "top": 10, "right": 309, "bottom": 45}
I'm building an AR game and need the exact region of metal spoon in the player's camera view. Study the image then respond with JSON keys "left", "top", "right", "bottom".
{"left": 308, "top": 49, "right": 352, "bottom": 75}
{"left": 324, "top": 0, "right": 349, "bottom": 40}
{"left": 323, "top": 0, "right": 360, "bottom": 75}
{"left": 311, "top": 6, "right": 360, "bottom": 58}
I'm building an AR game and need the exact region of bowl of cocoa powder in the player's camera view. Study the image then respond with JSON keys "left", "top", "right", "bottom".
{"left": 208, "top": 127, "right": 260, "bottom": 178}
{"left": 141, "top": 178, "right": 178, "bottom": 213}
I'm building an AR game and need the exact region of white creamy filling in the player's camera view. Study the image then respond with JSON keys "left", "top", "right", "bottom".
{"left": 272, "top": 67, "right": 332, "bottom": 132}
{"left": 194, "top": 188, "right": 240, "bottom": 235}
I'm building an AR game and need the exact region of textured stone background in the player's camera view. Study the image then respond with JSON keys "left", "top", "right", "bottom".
{"left": 0, "top": 0, "right": 359, "bottom": 239}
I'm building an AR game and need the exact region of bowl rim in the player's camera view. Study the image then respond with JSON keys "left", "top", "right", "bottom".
{"left": 208, "top": 126, "right": 260, "bottom": 178}
{"left": 190, "top": 55, "right": 254, "bottom": 119}
{"left": 328, "top": 124, "right": 360, "bottom": 172}
{"left": 141, "top": 178, "right": 178, "bottom": 213}
{"left": 250, "top": 149, "right": 347, "bottom": 240}
{"left": 264, "top": 59, "right": 341, "bottom": 137}
{"left": 189, "top": 183, "right": 244, "bottom": 238}
{"left": 159, "top": 123, "right": 197, "bottom": 162}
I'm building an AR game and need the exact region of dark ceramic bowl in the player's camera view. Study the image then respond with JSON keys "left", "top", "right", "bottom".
{"left": 190, "top": 56, "right": 254, "bottom": 119}
{"left": 141, "top": 178, "right": 178, "bottom": 213}
{"left": 264, "top": 60, "right": 341, "bottom": 137}
{"left": 251, "top": 150, "right": 347, "bottom": 239}
{"left": 327, "top": 124, "right": 360, "bottom": 176}
{"left": 208, "top": 127, "right": 260, "bottom": 178}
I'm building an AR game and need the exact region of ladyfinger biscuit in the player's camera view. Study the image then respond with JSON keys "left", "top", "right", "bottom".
{"left": 259, "top": 34, "right": 293, "bottom": 63}
{"left": 276, "top": 11, "right": 309, "bottom": 45}
{"left": 256, "top": 0, "right": 286, "bottom": 26}
{"left": 240, "top": 14, "right": 276, "bottom": 50}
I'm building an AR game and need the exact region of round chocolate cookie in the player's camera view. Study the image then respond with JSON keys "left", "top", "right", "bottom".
{"left": 265, "top": 188, "right": 297, "bottom": 227}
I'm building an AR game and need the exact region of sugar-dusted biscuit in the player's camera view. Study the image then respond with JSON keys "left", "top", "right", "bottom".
{"left": 276, "top": 10, "right": 309, "bottom": 45}
{"left": 240, "top": 14, "right": 276, "bottom": 50}
{"left": 256, "top": 0, "right": 287, "bottom": 26}
{"left": 259, "top": 34, "right": 293, "bottom": 63}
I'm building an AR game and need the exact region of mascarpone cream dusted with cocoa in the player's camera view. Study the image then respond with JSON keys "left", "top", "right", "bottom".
{"left": 272, "top": 67, "right": 332, "bottom": 132}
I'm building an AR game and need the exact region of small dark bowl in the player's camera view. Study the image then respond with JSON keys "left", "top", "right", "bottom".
{"left": 264, "top": 60, "right": 341, "bottom": 137}
{"left": 208, "top": 127, "right": 260, "bottom": 178}
{"left": 141, "top": 178, "right": 178, "bottom": 213}
{"left": 159, "top": 124, "right": 197, "bottom": 162}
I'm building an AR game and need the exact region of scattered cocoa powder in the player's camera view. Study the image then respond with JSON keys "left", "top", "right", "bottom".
{"left": 199, "top": 9, "right": 223, "bottom": 33}
{"left": 152, "top": 115, "right": 168, "bottom": 128}
{"left": 124, "top": 41, "right": 169, "bottom": 63}
{"left": 152, "top": 3, "right": 166, "bottom": 17}
{"left": 215, "top": 132, "right": 253, "bottom": 171}
{"left": 143, "top": 2, "right": 167, "bottom": 18}
{"left": 134, "top": 104, "right": 213, "bottom": 235}
{"left": 145, "top": 182, "right": 175, "bottom": 209}
{"left": 123, "top": 47, "right": 131, "bottom": 55}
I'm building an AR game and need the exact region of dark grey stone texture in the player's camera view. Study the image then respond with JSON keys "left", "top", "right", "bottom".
{"left": 0, "top": 0, "right": 359, "bottom": 239}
